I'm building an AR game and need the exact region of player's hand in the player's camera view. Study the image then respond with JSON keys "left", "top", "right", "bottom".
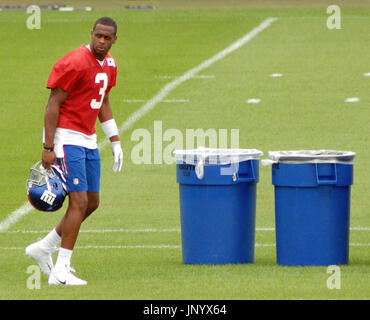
{"left": 111, "top": 141, "right": 123, "bottom": 172}
{"left": 42, "top": 150, "right": 56, "bottom": 170}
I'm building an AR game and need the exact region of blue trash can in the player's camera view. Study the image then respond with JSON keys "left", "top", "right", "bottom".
{"left": 266, "top": 150, "right": 356, "bottom": 266}
{"left": 174, "top": 148, "right": 263, "bottom": 264}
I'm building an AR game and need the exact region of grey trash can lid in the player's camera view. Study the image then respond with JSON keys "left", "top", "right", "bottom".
{"left": 174, "top": 148, "right": 263, "bottom": 165}
{"left": 267, "top": 150, "right": 356, "bottom": 164}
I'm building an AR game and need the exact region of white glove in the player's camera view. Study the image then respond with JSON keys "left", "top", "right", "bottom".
{"left": 111, "top": 141, "right": 123, "bottom": 172}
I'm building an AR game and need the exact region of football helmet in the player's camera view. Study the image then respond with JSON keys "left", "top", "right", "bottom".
{"left": 26, "top": 161, "right": 68, "bottom": 212}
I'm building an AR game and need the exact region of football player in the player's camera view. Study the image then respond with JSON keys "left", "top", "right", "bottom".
{"left": 26, "top": 17, "right": 122, "bottom": 285}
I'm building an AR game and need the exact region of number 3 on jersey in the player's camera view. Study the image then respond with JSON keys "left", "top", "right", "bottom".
{"left": 90, "top": 73, "right": 108, "bottom": 109}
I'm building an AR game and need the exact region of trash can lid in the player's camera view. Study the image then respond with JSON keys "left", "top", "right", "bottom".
{"left": 266, "top": 150, "right": 356, "bottom": 164}
{"left": 174, "top": 148, "right": 263, "bottom": 165}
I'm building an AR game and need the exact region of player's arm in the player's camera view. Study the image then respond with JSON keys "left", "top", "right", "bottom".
{"left": 42, "top": 87, "right": 68, "bottom": 169}
{"left": 99, "top": 94, "right": 123, "bottom": 172}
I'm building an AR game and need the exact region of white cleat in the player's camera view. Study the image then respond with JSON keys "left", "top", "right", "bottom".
{"left": 48, "top": 265, "right": 87, "bottom": 286}
{"left": 25, "top": 241, "right": 55, "bottom": 277}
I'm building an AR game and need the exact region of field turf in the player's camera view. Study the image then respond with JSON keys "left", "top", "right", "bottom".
{"left": 0, "top": 1, "right": 369, "bottom": 301}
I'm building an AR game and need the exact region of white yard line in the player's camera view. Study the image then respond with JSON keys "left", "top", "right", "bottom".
{"left": 0, "top": 245, "right": 180, "bottom": 250}
{"left": 78, "top": 245, "right": 181, "bottom": 249}
{"left": 0, "top": 18, "right": 277, "bottom": 233}
{"left": 122, "top": 99, "right": 146, "bottom": 103}
{"left": 246, "top": 98, "right": 261, "bottom": 104}
{"left": 2, "top": 242, "right": 370, "bottom": 250}
{"left": 163, "top": 99, "right": 189, "bottom": 103}
{"left": 4, "top": 228, "right": 182, "bottom": 234}
{"left": 350, "top": 227, "right": 370, "bottom": 231}
{"left": 156, "top": 75, "right": 216, "bottom": 79}
{"left": 270, "top": 73, "right": 283, "bottom": 77}
{"left": 3, "top": 226, "right": 370, "bottom": 234}
{"left": 123, "top": 99, "right": 189, "bottom": 103}
{"left": 191, "top": 75, "right": 216, "bottom": 79}
{"left": 4, "top": 227, "right": 272, "bottom": 234}
{"left": 345, "top": 97, "right": 360, "bottom": 103}
{"left": 0, "top": 203, "right": 33, "bottom": 233}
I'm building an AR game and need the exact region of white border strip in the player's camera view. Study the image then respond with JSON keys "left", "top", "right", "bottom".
{"left": 0, "top": 18, "right": 277, "bottom": 233}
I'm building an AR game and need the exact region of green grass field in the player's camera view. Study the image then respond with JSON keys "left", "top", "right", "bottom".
{"left": 0, "top": 0, "right": 369, "bottom": 301}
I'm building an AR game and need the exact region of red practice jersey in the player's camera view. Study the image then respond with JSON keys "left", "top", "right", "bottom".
{"left": 47, "top": 45, "right": 117, "bottom": 135}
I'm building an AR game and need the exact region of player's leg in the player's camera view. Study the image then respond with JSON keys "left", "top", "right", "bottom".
{"left": 50, "top": 146, "right": 101, "bottom": 285}
{"left": 49, "top": 145, "right": 89, "bottom": 285}
{"left": 83, "top": 192, "right": 99, "bottom": 222}
{"left": 53, "top": 193, "right": 99, "bottom": 244}
{"left": 56, "top": 191, "right": 88, "bottom": 249}
{"left": 25, "top": 194, "right": 87, "bottom": 280}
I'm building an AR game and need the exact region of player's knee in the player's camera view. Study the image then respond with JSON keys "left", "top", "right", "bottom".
{"left": 88, "top": 198, "right": 99, "bottom": 213}
{"left": 69, "top": 192, "right": 88, "bottom": 213}
{"left": 87, "top": 192, "right": 99, "bottom": 212}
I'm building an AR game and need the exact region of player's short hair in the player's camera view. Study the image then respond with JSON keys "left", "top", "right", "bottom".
{"left": 93, "top": 17, "right": 117, "bottom": 35}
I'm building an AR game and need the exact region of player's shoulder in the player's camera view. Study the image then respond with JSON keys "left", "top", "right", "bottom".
{"left": 54, "top": 46, "right": 89, "bottom": 70}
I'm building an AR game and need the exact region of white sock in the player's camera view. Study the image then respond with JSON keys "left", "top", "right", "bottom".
{"left": 39, "top": 228, "right": 61, "bottom": 252}
{"left": 54, "top": 247, "right": 73, "bottom": 272}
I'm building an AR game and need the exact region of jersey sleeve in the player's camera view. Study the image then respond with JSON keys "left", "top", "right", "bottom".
{"left": 47, "top": 60, "right": 80, "bottom": 93}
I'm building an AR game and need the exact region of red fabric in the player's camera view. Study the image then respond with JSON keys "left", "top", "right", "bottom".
{"left": 47, "top": 45, "right": 117, "bottom": 135}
